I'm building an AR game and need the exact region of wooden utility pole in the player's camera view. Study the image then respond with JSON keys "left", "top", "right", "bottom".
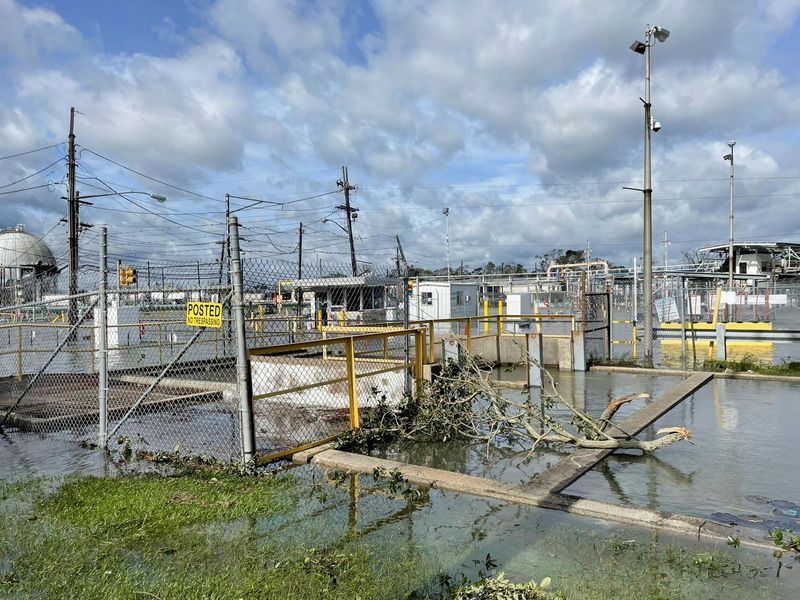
{"left": 67, "top": 107, "right": 78, "bottom": 326}
{"left": 298, "top": 222, "right": 303, "bottom": 280}
{"left": 297, "top": 222, "right": 303, "bottom": 319}
{"left": 336, "top": 166, "right": 358, "bottom": 277}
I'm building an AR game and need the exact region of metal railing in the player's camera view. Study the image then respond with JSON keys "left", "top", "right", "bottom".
{"left": 249, "top": 328, "right": 424, "bottom": 463}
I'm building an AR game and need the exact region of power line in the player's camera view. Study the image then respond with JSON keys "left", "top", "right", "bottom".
{"left": 0, "top": 158, "right": 66, "bottom": 190}
{"left": 0, "top": 143, "right": 63, "bottom": 161}
{"left": 82, "top": 147, "right": 223, "bottom": 203}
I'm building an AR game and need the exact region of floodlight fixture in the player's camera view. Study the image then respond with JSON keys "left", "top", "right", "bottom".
{"left": 630, "top": 40, "right": 646, "bottom": 54}
{"left": 652, "top": 26, "right": 670, "bottom": 42}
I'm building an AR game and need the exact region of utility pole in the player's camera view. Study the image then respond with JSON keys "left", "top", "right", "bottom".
{"left": 297, "top": 222, "right": 303, "bottom": 320}
{"left": 443, "top": 207, "right": 451, "bottom": 281}
{"left": 629, "top": 25, "right": 670, "bottom": 365}
{"left": 336, "top": 166, "right": 358, "bottom": 277}
{"left": 298, "top": 222, "right": 303, "bottom": 279}
{"left": 642, "top": 29, "right": 654, "bottom": 365}
{"left": 724, "top": 141, "right": 736, "bottom": 293}
{"left": 67, "top": 107, "right": 78, "bottom": 327}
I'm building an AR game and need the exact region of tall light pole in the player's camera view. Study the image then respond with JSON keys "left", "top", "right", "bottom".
{"left": 630, "top": 24, "right": 670, "bottom": 365}
{"left": 443, "top": 207, "right": 451, "bottom": 281}
{"left": 723, "top": 141, "right": 736, "bottom": 294}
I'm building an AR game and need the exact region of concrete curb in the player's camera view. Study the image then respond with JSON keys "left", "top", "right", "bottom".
{"left": 591, "top": 365, "right": 800, "bottom": 384}
{"left": 304, "top": 447, "right": 772, "bottom": 551}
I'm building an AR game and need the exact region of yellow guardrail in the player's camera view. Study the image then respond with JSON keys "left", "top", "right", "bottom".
{"left": 250, "top": 328, "right": 424, "bottom": 464}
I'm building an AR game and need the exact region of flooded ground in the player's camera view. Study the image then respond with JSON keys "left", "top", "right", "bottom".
{"left": 370, "top": 369, "right": 684, "bottom": 485}
{"left": 2, "top": 438, "right": 799, "bottom": 599}
{"left": 3, "top": 365, "right": 800, "bottom": 597}
{"left": 567, "top": 377, "right": 800, "bottom": 529}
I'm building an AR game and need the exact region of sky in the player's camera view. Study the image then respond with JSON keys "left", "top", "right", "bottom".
{"left": 1, "top": 0, "right": 800, "bottom": 274}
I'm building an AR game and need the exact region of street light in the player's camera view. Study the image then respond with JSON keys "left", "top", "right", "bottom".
{"left": 75, "top": 191, "right": 167, "bottom": 203}
{"left": 630, "top": 23, "right": 670, "bottom": 366}
{"left": 321, "top": 217, "right": 349, "bottom": 235}
{"left": 723, "top": 141, "right": 736, "bottom": 295}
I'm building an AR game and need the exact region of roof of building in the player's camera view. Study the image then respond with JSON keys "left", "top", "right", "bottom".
{"left": 281, "top": 275, "right": 399, "bottom": 290}
{"left": 699, "top": 242, "right": 800, "bottom": 254}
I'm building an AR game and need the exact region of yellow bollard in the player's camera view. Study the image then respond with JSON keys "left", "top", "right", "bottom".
{"left": 427, "top": 320, "right": 435, "bottom": 363}
{"left": 483, "top": 300, "right": 489, "bottom": 334}
{"left": 344, "top": 337, "right": 359, "bottom": 428}
{"left": 414, "top": 329, "right": 425, "bottom": 399}
{"left": 498, "top": 300, "right": 503, "bottom": 332}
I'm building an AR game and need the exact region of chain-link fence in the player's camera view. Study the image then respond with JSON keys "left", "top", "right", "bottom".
{"left": 0, "top": 218, "right": 417, "bottom": 463}
{"left": 249, "top": 328, "right": 422, "bottom": 460}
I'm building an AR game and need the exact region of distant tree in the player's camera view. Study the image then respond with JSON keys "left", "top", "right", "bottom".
{"left": 484, "top": 261, "right": 497, "bottom": 274}
{"left": 533, "top": 248, "right": 588, "bottom": 271}
{"left": 408, "top": 265, "right": 434, "bottom": 277}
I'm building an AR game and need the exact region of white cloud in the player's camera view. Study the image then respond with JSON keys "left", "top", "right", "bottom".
{"left": 2, "top": 0, "right": 800, "bottom": 268}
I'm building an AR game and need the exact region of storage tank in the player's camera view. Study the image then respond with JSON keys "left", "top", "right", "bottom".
{"left": 0, "top": 224, "right": 58, "bottom": 302}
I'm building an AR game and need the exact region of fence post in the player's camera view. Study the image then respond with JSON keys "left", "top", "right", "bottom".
{"left": 403, "top": 268, "right": 411, "bottom": 396}
{"left": 414, "top": 329, "right": 424, "bottom": 399}
{"left": 229, "top": 216, "right": 256, "bottom": 463}
{"left": 344, "top": 336, "right": 360, "bottom": 428}
{"left": 16, "top": 324, "right": 22, "bottom": 381}
{"left": 427, "top": 319, "right": 435, "bottom": 363}
{"left": 98, "top": 227, "right": 109, "bottom": 448}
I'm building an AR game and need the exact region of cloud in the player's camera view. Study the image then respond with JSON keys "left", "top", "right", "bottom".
{"left": 0, "top": 0, "right": 82, "bottom": 64}
{"left": 2, "top": 0, "right": 800, "bottom": 269}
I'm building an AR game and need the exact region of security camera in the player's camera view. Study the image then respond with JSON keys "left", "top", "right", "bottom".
{"left": 651, "top": 120, "right": 662, "bottom": 132}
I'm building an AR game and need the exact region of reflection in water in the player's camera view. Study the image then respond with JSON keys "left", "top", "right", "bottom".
{"left": 659, "top": 340, "right": 774, "bottom": 369}
{"left": 567, "top": 378, "right": 799, "bottom": 528}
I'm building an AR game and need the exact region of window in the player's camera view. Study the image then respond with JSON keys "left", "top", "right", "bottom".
{"left": 363, "top": 287, "right": 375, "bottom": 310}
{"left": 455, "top": 291, "right": 464, "bottom": 305}
{"left": 331, "top": 288, "right": 345, "bottom": 307}
{"left": 374, "top": 286, "right": 384, "bottom": 307}
{"left": 739, "top": 262, "right": 747, "bottom": 274}
{"left": 346, "top": 288, "right": 360, "bottom": 311}
{"left": 422, "top": 292, "right": 433, "bottom": 305}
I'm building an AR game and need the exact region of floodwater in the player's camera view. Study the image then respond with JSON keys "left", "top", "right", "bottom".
{"left": 371, "top": 369, "right": 681, "bottom": 485}
{"left": 3, "top": 368, "right": 800, "bottom": 597}
{"left": 2, "top": 446, "right": 798, "bottom": 598}
{"left": 567, "top": 377, "right": 800, "bottom": 530}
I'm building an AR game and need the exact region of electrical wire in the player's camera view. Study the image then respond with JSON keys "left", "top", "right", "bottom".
{"left": 0, "top": 144, "right": 63, "bottom": 161}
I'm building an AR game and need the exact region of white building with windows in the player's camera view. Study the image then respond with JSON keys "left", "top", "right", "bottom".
{"left": 408, "top": 280, "right": 479, "bottom": 321}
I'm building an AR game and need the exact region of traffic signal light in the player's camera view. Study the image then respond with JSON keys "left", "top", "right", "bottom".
{"left": 406, "top": 280, "right": 415, "bottom": 296}
{"left": 118, "top": 266, "right": 138, "bottom": 287}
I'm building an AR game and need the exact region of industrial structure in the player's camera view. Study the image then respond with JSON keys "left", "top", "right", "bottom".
{"left": 0, "top": 224, "right": 58, "bottom": 303}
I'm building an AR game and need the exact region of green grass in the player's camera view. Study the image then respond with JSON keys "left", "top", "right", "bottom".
{"left": 703, "top": 354, "right": 800, "bottom": 376}
{"left": 0, "top": 471, "right": 793, "bottom": 600}
{"left": 0, "top": 472, "right": 447, "bottom": 599}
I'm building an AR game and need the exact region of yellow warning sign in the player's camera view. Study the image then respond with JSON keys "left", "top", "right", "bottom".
{"left": 186, "top": 301, "right": 223, "bottom": 328}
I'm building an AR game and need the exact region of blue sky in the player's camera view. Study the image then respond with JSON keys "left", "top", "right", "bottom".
{"left": 2, "top": 0, "right": 800, "bottom": 272}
